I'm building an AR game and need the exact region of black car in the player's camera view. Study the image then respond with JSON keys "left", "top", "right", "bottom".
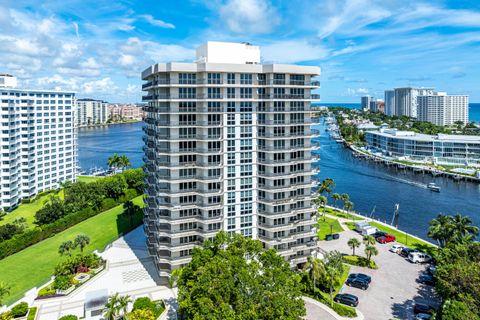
{"left": 334, "top": 293, "right": 359, "bottom": 307}
{"left": 348, "top": 273, "right": 372, "bottom": 284}
{"left": 414, "top": 303, "right": 435, "bottom": 315}
{"left": 400, "top": 247, "right": 419, "bottom": 257}
{"left": 346, "top": 277, "right": 369, "bottom": 290}
{"left": 372, "top": 231, "right": 388, "bottom": 238}
{"left": 417, "top": 274, "right": 435, "bottom": 286}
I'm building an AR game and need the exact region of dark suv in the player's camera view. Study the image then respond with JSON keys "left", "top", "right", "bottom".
{"left": 400, "top": 247, "right": 418, "bottom": 257}
{"left": 346, "top": 277, "right": 369, "bottom": 290}
{"left": 334, "top": 293, "right": 359, "bottom": 307}
{"left": 348, "top": 273, "right": 372, "bottom": 284}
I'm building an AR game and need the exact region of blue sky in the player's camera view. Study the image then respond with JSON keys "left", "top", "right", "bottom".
{"left": 1, "top": 0, "right": 480, "bottom": 103}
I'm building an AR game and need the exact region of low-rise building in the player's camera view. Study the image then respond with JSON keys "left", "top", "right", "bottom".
{"left": 108, "top": 104, "right": 144, "bottom": 121}
{"left": 76, "top": 99, "right": 109, "bottom": 127}
{"left": 365, "top": 129, "right": 480, "bottom": 167}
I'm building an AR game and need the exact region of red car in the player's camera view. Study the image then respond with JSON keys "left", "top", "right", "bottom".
{"left": 376, "top": 234, "right": 396, "bottom": 244}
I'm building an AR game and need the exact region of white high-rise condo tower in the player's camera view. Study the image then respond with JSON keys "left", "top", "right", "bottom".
{"left": 76, "top": 98, "right": 109, "bottom": 127}
{"left": 0, "top": 75, "right": 77, "bottom": 211}
{"left": 394, "top": 87, "right": 434, "bottom": 118}
{"left": 141, "top": 41, "right": 321, "bottom": 282}
{"left": 417, "top": 92, "right": 469, "bottom": 126}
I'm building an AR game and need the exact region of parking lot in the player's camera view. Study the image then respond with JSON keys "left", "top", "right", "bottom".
{"left": 319, "top": 226, "right": 440, "bottom": 320}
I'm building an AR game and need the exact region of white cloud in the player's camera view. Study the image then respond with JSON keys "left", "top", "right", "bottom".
{"left": 118, "top": 54, "right": 135, "bottom": 66}
{"left": 82, "top": 77, "right": 117, "bottom": 94}
{"left": 139, "top": 14, "right": 175, "bottom": 29}
{"left": 218, "top": 0, "right": 280, "bottom": 34}
{"left": 262, "top": 40, "right": 329, "bottom": 63}
{"left": 346, "top": 87, "right": 369, "bottom": 96}
{"left": 126, "top": 84, "right": 138, "bottom": 94}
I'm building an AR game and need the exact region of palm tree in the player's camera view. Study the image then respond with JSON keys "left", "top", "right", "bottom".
{"left": 341, "top": 193, "right": 350, "bottom": 211}
{"left": 303, "top": 256, "right": 325, "bottom": 293}
{"left": 317, "top": 195, "right": 328, "bottom": 221}
{"left": 74, "top": 234, "right": 90, "bottom": 254}
{"left": 347, "top": 238, "right": 361, "bottom": 256}
{"left": 332, "top": 193, "right": 341, "bottom": 209}
{"left": 117, "top": 295, "right": 132, "bottom": 319}
{"left": 103, "top": 293, "right": 120, "bottom": 320}
{"left": 363, "top": 235, "right": 376, "bottom": 246}
{"left": 119, "top": 155, "right": 131, "bottom": 172}
{"left": 319, "top": 178, "right": 335, "bottom": 197}
{"left": 365, "top": 245, "right": 378, "bottom": 262}
{"left": 0, "top": 282, "right": 10, "bottom": 305}
{"left": 344, "top": 200, "right": 353, "bottom": 213}
{"left": 428, "top": 214, "right": 454, "bottom": 248}
{"left": 58, "top": 240, "right": 75, "bottom": 256}
{"left": 107, "top": 154, "right": 121, "bottom": 171}
{"left": 451, "top": 213, "right": 479, "bottom": 242}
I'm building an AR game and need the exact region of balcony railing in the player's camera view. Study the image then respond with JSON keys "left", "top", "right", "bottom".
{"left": 142, "top": 79, "right": 321, "bottom": 88}
{"left": 142, "top": 94, "right": 321, "bottom": 101}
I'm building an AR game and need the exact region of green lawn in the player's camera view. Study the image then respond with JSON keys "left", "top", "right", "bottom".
{"left": 0, "top": 176, "right": 102, "bottom": 228}
{"left": 324, "top": 207, "right": 362, "bottom": 221}
{"left": 0, "top": 195, "right": 144, "bottom": 305}
{"left": 317, "top": 216, "right": 344, "bottom": 240}
{"left": 369, "top": 222, "right": 437, "bottom": 256}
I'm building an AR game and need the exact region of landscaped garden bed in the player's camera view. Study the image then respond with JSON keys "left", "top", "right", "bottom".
{"left": 36, "top": 253, "right": 105, "bottom": 300}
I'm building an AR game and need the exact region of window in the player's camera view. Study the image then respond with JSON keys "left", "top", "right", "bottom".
{"left": 207, "top": 73, "right": 221, "bottom": 84}
{"left": 227, "top": 73, "right": 235, "bottom": 84}
{"left": 179, "top": 73, "right": 196, "bottom": 84}
{"left": 240, "top": 73, "right": 252, "bottom": 84}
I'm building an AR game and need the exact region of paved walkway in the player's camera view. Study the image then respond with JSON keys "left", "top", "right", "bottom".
{"left": 34, "top": 227, "right": 176, "bottom": 320}
{"left": 303, "top": 296, "right": 364, "bottom": 320}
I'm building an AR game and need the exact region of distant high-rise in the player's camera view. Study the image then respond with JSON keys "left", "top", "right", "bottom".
{"left": 361, "top": 96, "right": 372, "bottom": 111}
{"left": 142, "top": 41, "right": 320, "bottom": 282}
{"left": 76, "top": 99, "right": 109, "bottom": 127}
{"left": 0, "top": 75, "right": 77, "bottom": 210}
{"left": 417, "top": 92, "right": 468, "bottom": 126}
{"left": 394, "top": 87, "right": 434, "bottom": 118}
{"left": 384, "top": 90, "right": 395, "bottom": 116}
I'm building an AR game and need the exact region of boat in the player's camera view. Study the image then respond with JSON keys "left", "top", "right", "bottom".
{"left": 427, "top": 182, "right": 440, "bottom": 192}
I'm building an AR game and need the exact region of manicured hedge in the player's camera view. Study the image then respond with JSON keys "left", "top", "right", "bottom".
{"left": 0, "top": 189, "right": 138, "bottom": 260}
{"left": 10, "top": 302, "right": 28, "bottom": 318}
{"left": 26, "top": 307, "right": 37, "bottom": 320}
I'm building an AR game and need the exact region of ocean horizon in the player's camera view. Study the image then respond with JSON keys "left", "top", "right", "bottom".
{"left": 316, "top": 102, "right": 480, "bottom": 123}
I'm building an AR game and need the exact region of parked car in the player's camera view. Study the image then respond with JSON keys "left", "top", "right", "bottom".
{"left": 361, "top": 226, "right": 378, "bottom": 236}
{"left": 426, "top": 265, "right": 436, "bottom": 275}
{"left": 346, "top": 277, "right": 369, "bottom": 290}
{"left": 417, "top": 274, "right": 435, "bottom": 286}
{"left": 415, "top": 313, "right": 432, "bottom": 320}
{"left": 399, "top": 247, "right": 418, "bottom": 257}
{"left": 376, "top": 234, "right": 396, "bottom": 244}
{"left": 373, "top": 231, "right": 388, "bottom": 238}
{"left": 334, "top": 293, "right": 359, "bottom": 307}
{"left": 414, "top": 303, "right": 435, "bottom": 315}
{"left": 389, "top": 244, "right": 404, "bottom": 253}
{"left": 408, "top": 252, "right": 432, "bottom": 264}
{"left": 348, "top": 273, "right": 372, "bottom": 284}
{"left": 325, "top": 233, "right": 340, "bottom": 241}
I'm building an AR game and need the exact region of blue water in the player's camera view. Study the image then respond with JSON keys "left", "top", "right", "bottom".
{"left": 78, "top": 122, "right": 145, "bottom": 171}
{"left": 316, "top": 102, "right": 480, "bottom": 123}
{"left": 312, "top": 120, "right": 480, "bottom": 240}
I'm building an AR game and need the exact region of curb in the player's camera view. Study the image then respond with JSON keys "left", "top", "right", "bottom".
{"left": 303, "top": 296, "right": 364, "bottom": 320}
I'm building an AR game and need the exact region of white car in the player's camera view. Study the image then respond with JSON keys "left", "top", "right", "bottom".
{"left": 408, "top": 252, "right": 432, "bottom": 264}
{"left": 389, "top": 244, "right": 404, "bottom": 253}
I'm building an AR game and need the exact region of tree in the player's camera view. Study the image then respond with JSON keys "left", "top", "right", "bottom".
{"left": 303, "top": 256, "right": 325, "bottom": 293}
{"left": 123, "top": 200, "right": 140, "bottom": 227}
{"left": 103, "top": 175, "right": 127, "bottom": 200}
{"left": 428, "top": 214, "right": 454, "bottom": 248}
{"left": 451, "top": 213, "right": 479, "bottom": 243}
{"left": 129, "top": 309, "right": 155, "bottom": 320}
{"left": 364, "top": 245, "right": 378, "bottom": 262}
{"left": 319, "top": 178, "right": 335, "bottom": 197}
{"left": 74, "top": 234, "right": 90, "bottom": 254}
{"left": 58, "top": 240, "right": 75, "bottom": 256}
{"left": 331, "top": 193, "right": 341, "bottom": 208}
{"left": 34, "top": 195, "right": 65, "bottom": 225}
{"left": 177, "top": 231, "right": 306, "bottom": 319}
{"left": 117, "top": 295, "right": 132, "bottom": 319}
{"left": 315, "top": 195, "right": 328, "bottom": 221}
{"left": 0, "top": 210, "right": 6, "bottom": 221}
{"left": 321, "top": 251, "right": 344, "bottom": 306}
{"left": 103, "top": 293, "right": 121, "bottom": 320}
{"left": 168, "top": 268, "right": 182, "bottom": 289}
{"left": 0, "top": 282, "right": 10, "bottom": 306}
{"left": 363, "top": 235, "right": 376, "bottom": 246}
{"left": 119, "top": 155, "right": 132, "bottom": 172}
{"left": 344, "top": 201, "right": 353, "bottom": 214}
{"left": 347, "top": 238, "right": 361, "bottom": 256}
{"left": 107, "top": 154, "right": 121, "bottom": 171}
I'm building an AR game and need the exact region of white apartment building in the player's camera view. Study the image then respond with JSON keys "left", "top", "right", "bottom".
{"left": 384, "top": 90, "right": 395, "bottom": 116}
{"left": 394, "top": 87, "right": 434, "bottom": 118}
{"left": 0, "top": 75, "right": 77, "bottom": 211}
{"left": 76, "top": 98, "right": 109, "bottom": 127}
{"left": 417, "top": 92, "right": 469, "bottom": 126}
{"left": 141, "top": 41, "right": 320, "bottom": 281}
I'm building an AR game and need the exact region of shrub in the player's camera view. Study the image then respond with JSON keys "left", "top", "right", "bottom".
{"left": 37, "top": 287, "right": 56, "bottom": 297}
{"left": 100, "top": 198, "right": 117, "bottom": 211}
{"left": 331, "top": 302, "right": 357, "bottom": 317}
{"left": 0, "top": 224, "right": 23, "bottom": 242}
{"left": 21, "top": 198, "right": 32, "bottom": 204}
{"left": 342, "top": 255, "right": 378, "bottom": 269}
{"left": 10, "top": 302, "right": 29, "bottom": 318}
{"left": 26, "top": 307, "right": 37, "bottom": 320}
{"left": 58, "top": 315, "right": 78, "bottom": 320}
{"left": 133, "top": 297, "right": 165, "bottom": 317}
{"left": 54, "top": 275, "right": 72, "bottom": 290}
{"left": 0, "top": 312, "right": 12, "bottom": 320}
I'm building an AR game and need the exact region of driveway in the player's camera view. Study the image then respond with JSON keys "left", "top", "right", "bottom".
{"left": 34, "top": 227, "right": 176, "bottom": 320}
{"left": 318, "top": 225, "right": 440, "bottom": 320}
